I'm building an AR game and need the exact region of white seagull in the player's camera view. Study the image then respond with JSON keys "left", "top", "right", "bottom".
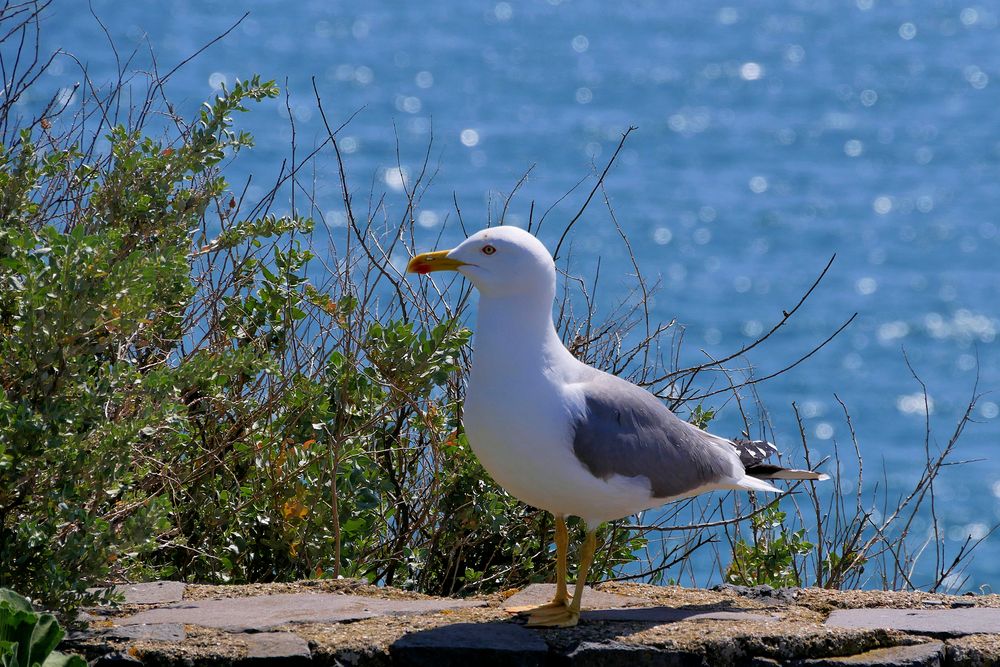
{"left": 407, "top": 226, "right": 828, "bottom": 627}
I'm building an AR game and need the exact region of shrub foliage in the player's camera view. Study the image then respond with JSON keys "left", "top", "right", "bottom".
{"left": 0, "top": 60, "right": 644, "bottom": 612}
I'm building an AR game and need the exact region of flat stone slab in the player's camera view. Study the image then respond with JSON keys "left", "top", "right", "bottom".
{"left": 114, "top": 581, "right": 186, "bottom": 605}
{"left": 115, "top": 592, "right": 486, "bottom": 631}
{"left": 826, "top": 608, "right": 1000, "bottom": 638}
{"left": 581, "top": 606, "right": 779, "bottom": 624}
{"left": 244, "top": 632, "right": 311, "bottom": 663}
{"left": 502, "top": 583, "right": 648, "bottom": 612}
{"left": 99, "top": 623, "right": 186, "bottom": 642}
{"left": 799, "top": 641, "right": 944, "bottom": 666}
{"left": 391, "top": 622, "right": 547, "bottom": 667}
{"left": 565, "top": 641, "right": 705, "bottom": 666}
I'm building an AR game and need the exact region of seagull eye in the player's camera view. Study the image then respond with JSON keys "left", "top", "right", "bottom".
{"left": 481, "top": 244, "right": 497, "bottom": 255}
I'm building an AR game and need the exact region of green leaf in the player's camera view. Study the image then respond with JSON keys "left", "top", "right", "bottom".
{"left": 0, "top": 590, "right": 79, "bottom": 667}
{"left": 41, "top": 652, "right": 87, "bottom": 667}
{"left": 0, "top": 591, "right": 31, "bottom": 615}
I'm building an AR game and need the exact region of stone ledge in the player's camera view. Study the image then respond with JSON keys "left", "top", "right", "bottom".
{"left": 390, "top": 622, "right": 548, "bottom": 666}
{"left": 825, "top": 607, "right": 1000, "bottom": 638}
{"left": 64, "top": 581, "right": 1000, "bottom": 666}
{"left": 796, "top": 641, "right": 944, "bottom": 666}
{"left": 115, "top": 591, "right": 486, "bottom": 631}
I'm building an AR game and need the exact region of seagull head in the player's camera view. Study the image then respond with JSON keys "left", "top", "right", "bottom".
{"left": 407, "top": 226, "right": 556, "bottom": 298}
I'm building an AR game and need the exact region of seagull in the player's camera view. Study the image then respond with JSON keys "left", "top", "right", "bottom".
{"left": 407, "top": 226, "right": 828, "bottom": 627}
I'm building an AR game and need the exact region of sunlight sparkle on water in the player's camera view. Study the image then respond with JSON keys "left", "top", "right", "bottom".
{"left": 355, "top": 66, "right": 374, "bottom": 85}
{"left": 460, "top": 129, "right": 480, "bottom": 147}
{"left": 494, "top": 2, "right": 512, "bottom": 21}
{"left": 896, "top": 393, "right": 934, "bottom": 416}
{"left": 855, "top": 277, "right": 877, "bottom": 295}
{"left": 340, "top": 137, "right": 358, "bottom": 154}
{"left": 396, "top": 95, "right": 421, "bottom": 113}
{"left": 964, "top": 66, "right": 989, "bottom": 89}
{"left": 843, "top": 353, "right": 864, "bottom": 371}
{"left": 950, "top": 522, "right": 990, "bottom": 542}
{"left": 878, "top": 321, "right": 909, "bottom": 344}
{"left": 383, "top": 167, "right": 408, "bottom": 192}
{"left": 799, "top": 400, "right": 825, "bottom": 418}
{"left": 415, "top": 71, "right": 434, "bottom": 88}
{"left": 925, "top": 310, "right": 998, "bottom": 344}
{"left": 717, "top": 7, "right": 739, "bottom": 25}
{"left": 957, "top": 354, "right": 977, "bottom": 372}
{"left": 417, "top": 211, "right": 440, "bottom": 228}
{"left": 740, "top": 62, "right": 763, "bottom": 81}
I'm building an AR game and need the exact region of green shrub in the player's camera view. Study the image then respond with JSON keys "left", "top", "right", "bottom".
{"left": 725, "top": 505, "right": 814, "bottom": 588}
{"left": 0, "top": 53, "right": 646, "bottom": 611}
{"left": 0, "top": 75, "right": 293, "bottom": 610}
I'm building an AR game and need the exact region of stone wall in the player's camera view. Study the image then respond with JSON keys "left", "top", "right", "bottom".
{"left": 67, "top": 580, "right": 1000, "bottom": 666}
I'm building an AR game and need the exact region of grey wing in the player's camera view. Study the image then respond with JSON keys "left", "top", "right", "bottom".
{"left": 570, "top": 373, "right": 739, "bottom": 499}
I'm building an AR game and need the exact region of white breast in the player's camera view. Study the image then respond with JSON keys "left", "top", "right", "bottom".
{"left": 461, "top": 286, "right": 670, "bottom": 527}
{"left": 463, "top": 360, "right": 663, "bottom": 526}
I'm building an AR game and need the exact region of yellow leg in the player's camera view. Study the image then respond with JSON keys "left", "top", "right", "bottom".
{"left": 554, "top": 514, "right": 569, "bottom": 604}
{"left": 506, "top": 514, "right": 569, "bottom": 614}
{"left": 523, "top": 529, "right": 596, "bottom": 628}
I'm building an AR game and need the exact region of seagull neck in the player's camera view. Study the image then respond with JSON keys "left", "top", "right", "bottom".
{"left": 474, "top": 292, "right": 567, "bottom": 362}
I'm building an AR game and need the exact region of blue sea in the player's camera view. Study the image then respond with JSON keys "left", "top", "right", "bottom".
{"left": 33, "top": 0, "right": 1000, "bottom": 589}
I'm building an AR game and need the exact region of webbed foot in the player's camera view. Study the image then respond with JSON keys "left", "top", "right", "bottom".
{"left": 521, "top": 601, "right": 580, "bottom": 628}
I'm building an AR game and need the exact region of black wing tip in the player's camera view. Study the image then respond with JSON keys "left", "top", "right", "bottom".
{"left": 731, "top": 438, "right": 778, "bottom": 466}
{"left": 746, "top": 464, "right": 831, "bottom": 481}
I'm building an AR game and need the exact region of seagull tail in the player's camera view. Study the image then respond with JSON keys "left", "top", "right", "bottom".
{"left": 736, "top": 475, "right": 783, "bottom": 494}
{"left": 746, "top": 464, "right": 831, "bottom": 482}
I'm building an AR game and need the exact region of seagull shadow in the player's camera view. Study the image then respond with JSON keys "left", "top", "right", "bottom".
{"left": 388, "top": 602, "right": 779, "bottom": 665}
{"left": 578, "top": 600, "right": 774, "bottom": 624}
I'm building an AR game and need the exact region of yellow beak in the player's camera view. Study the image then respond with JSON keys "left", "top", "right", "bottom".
{"left": 406, "top": 249, "right": 467, "bottom": 274}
